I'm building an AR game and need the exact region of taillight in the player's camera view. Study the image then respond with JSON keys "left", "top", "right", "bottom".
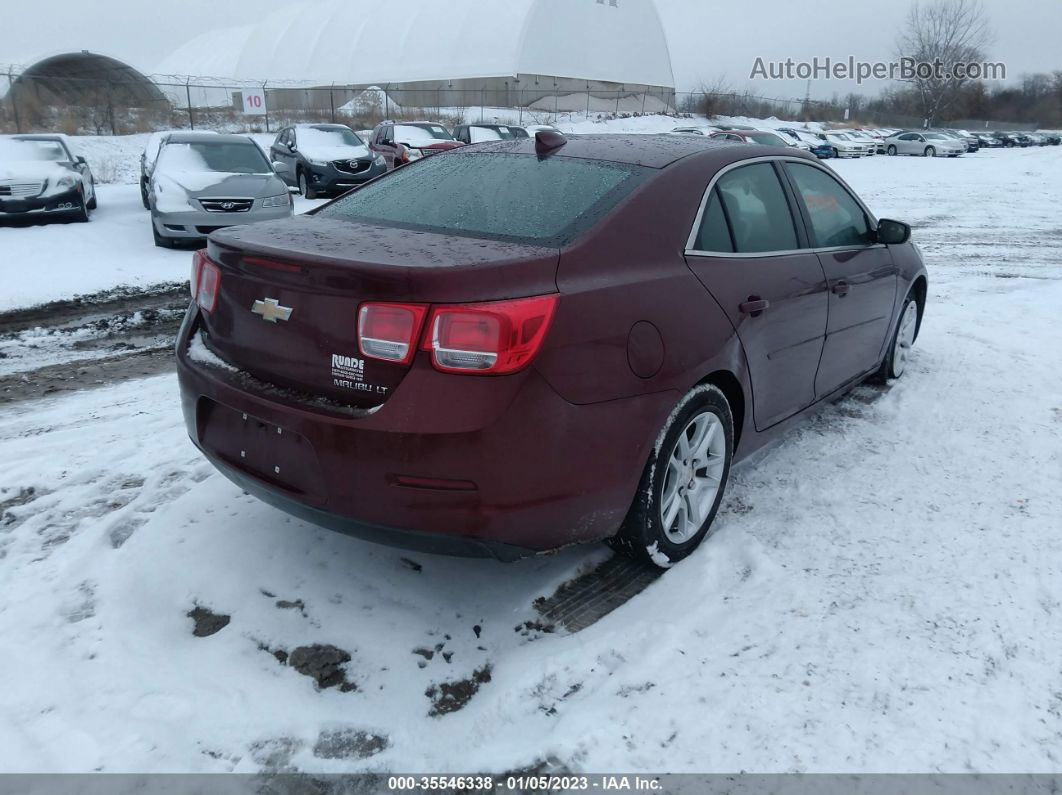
{"left": 191, "top": 250, "right": 221, "bottom": 313}
{"left": 424, "top": 295, "right": 558, "bottom": 375}
{"left": 358, "top": 302, "right": 429, "bottom": 365}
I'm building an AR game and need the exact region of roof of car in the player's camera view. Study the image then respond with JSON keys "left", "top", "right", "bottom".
{"left": 164, "top": 133, "right": 257, "bottom": 145}
{"left": 456, "top": 133, "right": 796, "bottom": 169}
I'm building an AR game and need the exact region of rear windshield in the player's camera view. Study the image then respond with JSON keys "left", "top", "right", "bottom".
{"left": 317, "top": 152, "right": 648, "bottom": 246}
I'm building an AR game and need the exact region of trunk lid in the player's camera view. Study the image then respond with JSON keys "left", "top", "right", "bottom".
{"left": 201, "top": 214, "right": 559, "bottom": 409}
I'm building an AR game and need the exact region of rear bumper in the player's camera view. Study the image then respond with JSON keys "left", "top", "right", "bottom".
{"left": 176, "top": 308, "right": 675, "bottom": 557}
{"left": 0, "top": 187, "right": 82, "bottom": 216}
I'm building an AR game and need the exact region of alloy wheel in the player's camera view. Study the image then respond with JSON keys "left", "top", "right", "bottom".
{"left": 892, "top": 300, "right": 918, "bottom": 377}
{"left": 659, "top": 411, "right": 727, "bottom": 544}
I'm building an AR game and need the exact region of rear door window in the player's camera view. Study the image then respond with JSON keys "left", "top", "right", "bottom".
{"left": 715, "top": 163, "right": 799, "bottom": 253}
{"left": 693, "top": 187, "right": 734, "bottom": 252}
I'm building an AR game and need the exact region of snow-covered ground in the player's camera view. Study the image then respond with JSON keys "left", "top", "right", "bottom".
{"left": 1, "top": 129, "right": 1061, "bottom": 774}
{"left": 0, "top": 183, "right": 326, "bottom": 313}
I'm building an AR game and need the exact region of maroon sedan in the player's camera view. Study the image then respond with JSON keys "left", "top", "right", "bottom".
{"left": 177, "top": 132, "right": 926, "bottom": 568}
{"left": 368, "top": 121, "right": 464, "bottom": 169}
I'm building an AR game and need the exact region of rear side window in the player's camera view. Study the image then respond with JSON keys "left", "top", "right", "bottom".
{"left": 786, "top": 163, "right": 871, "bottom": 248}
{"left": 715, "top": 163, "right": 798, "bottom": 253}
{"left": 318, "top": 152, "right": 648, "bottom": 246}
{"left": 693, "top": 187, "right": 733, "bottom": 252}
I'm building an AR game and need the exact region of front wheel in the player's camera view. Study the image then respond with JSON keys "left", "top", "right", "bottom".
{"left": 887, "top": 145, "right": 897, "bottom": 156}
{"left": 924, "top": 146, "right": 936, "bottom": 157}
{"left": 71, "top": 194, "right": 90, "bottom": 223}
{"left": 874, "top": 295, "right": 919, "bottom": 382}
{"left": 832, "top": 147, "right": 840, "bottom": 158}
{"left": 298, "top": 170, "right": 317, "bottom": 200}
{"left": 610, "top": 385, "right": 734, "bottom": 569}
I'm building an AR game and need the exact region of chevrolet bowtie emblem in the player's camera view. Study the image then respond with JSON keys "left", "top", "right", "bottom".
{"left": 251, "top": 298, "right": 293, "bottom": 323}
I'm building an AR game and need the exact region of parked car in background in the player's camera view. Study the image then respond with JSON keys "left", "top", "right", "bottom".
{"left": 369, "top": 121, "right": 463, "bottom": 169}
{"left": 848, "top": 129, "right": 885, "bottom": 153}
{"left": 1024, "top": 132, "right": 1048, "bottom": 146}
{"left": 822, "top": 131, "right": 872, "bottom": 158}
{"left": 935, "top": 129, "right": 978, "bottom": 152}
{"left": 1039, "top": 131, "right": 1062, "bottom": 145}
{"left": 885, "top": 131, "right": 964, "bottom": 157}
{"left": 709, "top": 129, "right": 791, "bottom": 147}
{"left": 991, "top": 131, "right": 1030, "bottom": 147}
{"left": 669, "top": 125, "right": 724, "bottom": 136}
{"left": 269, "top": 124, "right": 385, "bottom": 199}
{"left": 148, "top": 133, "right": 293, "bottom": 248}
{"left": 177, "top": 133, "right": 925, "bottom": 568}
{"left": 523, "top": 124, "right": 563, "bottom": 137}
{"left": 1, "top": 134, "right": 96, "bottom": 222}
{"left": 452, "top": 124, "right": 529, "bottom": 144}
{"left": 776, "top": 128, "right": 833, "bottom": 158}
{"left": 141, "top": 130, "right": 216, "bottom": 209}
{"left": 974, "top": 132, "right": 1002, "bottom": 148}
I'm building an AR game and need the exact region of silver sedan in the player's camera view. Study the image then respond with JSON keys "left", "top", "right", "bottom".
{"left": 149, "top": 133, "right": 293, "bottom": 248}
{"left": 885, "top": 132, "right": 965, "bottom": 157}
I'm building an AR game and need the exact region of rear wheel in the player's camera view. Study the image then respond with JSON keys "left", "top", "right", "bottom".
{"left": 298, "top": 170, "right": 317, "bottom": 200}
{"left": 831, "top": 147, "right": 840, "bottom": 158}
{"left": 887, "top": 144, "right": 897, "bottom": 156}
{"left": 610, "top": 385, "right": 734, "bottom": 569}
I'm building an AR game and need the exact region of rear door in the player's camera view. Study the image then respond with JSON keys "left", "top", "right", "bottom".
{"left": 684, "top": 160, "right": 829, "bottom": 430}
{"left": 781, "top": 161, "right": 898, "bottom": 396}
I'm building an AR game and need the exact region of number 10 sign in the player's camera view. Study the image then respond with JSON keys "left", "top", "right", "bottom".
{"left": 242, "top": 89, "right": 267, "bottom": 115}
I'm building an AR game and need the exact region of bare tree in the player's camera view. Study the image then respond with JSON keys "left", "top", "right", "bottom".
{"left": 895, "top": 0, "right": 994, "bottom": 127}
{"left": 696, "top": 75, "right": 733, "bottom": 119}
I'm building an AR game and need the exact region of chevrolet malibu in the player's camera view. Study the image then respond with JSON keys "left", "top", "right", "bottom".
{"left": 177, "top": 133, "right": 927, "bottom": 568}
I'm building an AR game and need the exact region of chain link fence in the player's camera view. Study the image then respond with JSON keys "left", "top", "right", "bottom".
{"left": 0, "top": 68, "right": 1038, "bottom": 136}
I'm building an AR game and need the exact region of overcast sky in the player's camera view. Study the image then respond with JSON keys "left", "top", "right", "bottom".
{"left": 3, "top": 0, "right": 1058, "bottom": 100}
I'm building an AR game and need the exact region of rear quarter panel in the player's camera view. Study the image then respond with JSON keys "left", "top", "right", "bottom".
{"left": 534, "top": 151, "right": 750, "bottom": 409}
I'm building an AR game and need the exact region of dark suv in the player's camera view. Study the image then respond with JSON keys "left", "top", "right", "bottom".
{"left": 269, "top": 124, "right": 385, "bottom": 199}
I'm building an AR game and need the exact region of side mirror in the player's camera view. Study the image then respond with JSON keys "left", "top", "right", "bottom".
{"left": 287, "top": 142, "right": 296, "bottom": 151}
{"left": 272, "top": 161, "right": 290, "bottom": 174}
{"left": 876, "top": 218, "right": 911, "bottom": 245}
{"left": 76, "top": 156, "right": 87, "bottom": 165}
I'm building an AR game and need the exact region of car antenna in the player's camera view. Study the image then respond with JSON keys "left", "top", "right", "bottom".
{"left": 535, "top": 129, "right": 567, "bottom": 155}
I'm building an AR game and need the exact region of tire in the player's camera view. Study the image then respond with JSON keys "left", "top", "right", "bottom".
{"left": 924, "top": 146, "right": 936, "bottom": 157}
{"left": 831, "top": 147, "right": 840, "bottom": 159}
{"left": 873, "top": 294, "right": 919, "bottom": 382}
{"left": 86, "top": 185, "right": 97, "bottom": 211}
{"left": 71, "top": 195, "right": 90, "bottom": 223}
{"left": 152, "top": 220, "right": 175, "bottom": 249}
{"left": 887, "top": 145, "right": 897, "bottom": 156}
{"left": 298, "top": 170, "right": 317, "bottom": 200}
{"left": 610, "top": 384, "right": 734, "bottom": 569}
{"left": 141, "top": 181, "right": 150, "bottom": 210}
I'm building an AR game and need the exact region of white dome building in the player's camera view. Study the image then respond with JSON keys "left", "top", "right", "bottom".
{"left": 157, "top": 0, "right": 674, "bottom": 113}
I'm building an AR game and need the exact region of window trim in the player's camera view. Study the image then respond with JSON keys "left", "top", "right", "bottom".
{"left": 684, "top": 155, "right": 882, "bottom": 259}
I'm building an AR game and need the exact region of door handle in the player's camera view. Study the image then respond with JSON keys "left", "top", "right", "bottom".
{"left": 831, "top": 280, "right": 851, "bottom": 297}
{"left": 739, "top": 297, "right": 770, "bottom": 316}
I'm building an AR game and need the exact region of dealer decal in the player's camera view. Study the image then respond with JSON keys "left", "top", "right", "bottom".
{"left": 330, "top": 353, "right": 389, "bottom": 394}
